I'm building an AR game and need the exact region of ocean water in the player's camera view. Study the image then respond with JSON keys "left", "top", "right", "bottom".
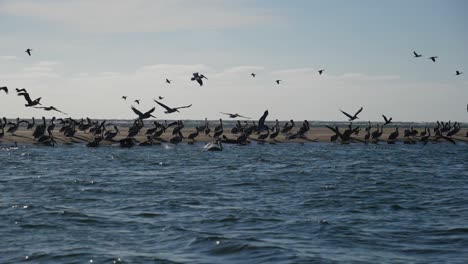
{"left": 1, "top": 142, "right": 467, "bottom": 263}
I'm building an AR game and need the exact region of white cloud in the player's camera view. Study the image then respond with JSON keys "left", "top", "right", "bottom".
{"left": 0, "top": 0, "right": 276, "bottom": 33}
{"left": 0, "top": 55, "right": 18, "bottom": 60}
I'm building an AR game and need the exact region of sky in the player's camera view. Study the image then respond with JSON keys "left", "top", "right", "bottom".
{"left": 0, "top": 0, "right": 467, "bottom": 122}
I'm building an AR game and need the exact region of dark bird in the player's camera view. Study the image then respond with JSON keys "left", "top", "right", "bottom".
{"left": 257, "top": 110, "right": 269, "bottom": 132}
{"left": 276, "top": 80, "right": 281, "bottom": 84}
{"left": 154, "top": 100, "right": 192, "bottom": 114}
{"left": 15, "top": 88, "right": 27, "bottom": 93}
{"left": 340, "top": 107, "right": 363, "bottom": 121}
{"left": 382, "top": 114, "right": 392, "bottom": 125}
{"left": 413, "top": 51, "right": 422, "bottom": 58}
{"left": 122, "top": 96, "right": 127, "bottom": 100}
{"left": 35, "top": 106, "right": 68, "bottom": 115}
{"left": 251, "top": 73, "right": 256, "bottom": 78}
{"left": 429, "top": 56, "right": 438, "bottom": 62}
{"left": 456, "top": 71, "right": 463, "bottom": 76}
{"left": 131, "top": 106, "right": 156, "bottom": 120}
{"left": 318, "top": 70, "right": 325, "bottom": 75}
{"left": 17, "top": 91, "right": 41, "bottom": 107}
{"left": 25, "top": 48, "right": 32, "bottom": 56}
{"left": 166, "top": 78, "right": 171, "bottom": 84}
{"left": 158, "top": 96, "right": 164, "bottom": 100}
{"left": 134, "top": 99, "right": 140, "bottom": 104}
{"left": 0, "top": 86, "right": 8, "bottom": 94}
{"left": 220, "top": 112, "right": 251, "bottom": 119}
{"left": 191, "top": 72, "right": 208, "bottom": 86}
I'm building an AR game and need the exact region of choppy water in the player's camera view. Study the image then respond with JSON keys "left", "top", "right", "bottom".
{"left": 1, "top": 142, "right": 467, "bottom": 263}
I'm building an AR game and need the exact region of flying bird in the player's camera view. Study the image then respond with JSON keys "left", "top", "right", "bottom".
{"left": 131, "top": 106, "right": 156, "bottom": 120}
{"left": 429, "top": 56, "right": 438, "bottom": 62}
{"left": 134, "top": 99, "right": 140, "bottom": 104}
{"left": 318, "top": 70, "right": 325, "bottom": 75}
{"left": 35, "top": 106, "right": 68, "bottom": 115}
{"left": 220, "top": 112, "right": 251, "bottom": 119}
{"left": 122, "top": 96, "right": 127, "bottom": 100}
{"left": 154, "top": 100, "right": 192, "bottom": 114}
{"left": 166, "top": 79, "right": 171, "bottom": 84}
{"left": 276, "top": 80, "right": 281, "bottom": 84}
{"left": 340, "top": 107, "right": 363, "bottom": 121}
{"left": 456, "top": 71, "right": 463, "bottom": 76}
{"left": 382, "top": 114, "right": 393, "bottom": 125}
{"left": 158, "top": 96, "right": 164, "bottom": 100}
{"left": 191, "top": 72, "right": 208, "bottom": 86}
{"left": 0, "top": 86, "right": 8, "bottom": 94}
{"left": 251, "top": 73, "right": 256, "bottom": 78}
{"left": 15, "top": 88, "right": 27, "bottom": 93}
{"left": 25, "top": 48, "right": 32, "bottom": 56}
{"left": 17, "top": 91, "right": 42, "bottom": 107}
{"left": 413, "top": 51, "right": 422, "bottom": 58}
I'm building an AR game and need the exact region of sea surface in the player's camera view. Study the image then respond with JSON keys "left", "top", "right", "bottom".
{"left": 1, "top": 142, "right": 467, "bottom": 263}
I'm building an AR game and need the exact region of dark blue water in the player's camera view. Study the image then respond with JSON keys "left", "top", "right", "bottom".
{"left": 1, "top": 142, "right": 467, "bottom": 263}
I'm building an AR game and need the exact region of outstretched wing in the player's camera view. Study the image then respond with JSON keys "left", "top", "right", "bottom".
{"left": 0, "top": 86, "right": 8, "bottom": 94}
{"left": 258, "top": 110, "right": 268, "bottom": 128}
{"left": 154, "top": 100, "right": 172, "bottom": 111}
{"left": 196, "top": 78, "right": 203, "bottom": 86}
{"left": 354, "top": 107, "right": 363, "bottom": 117}
{"left": 237, "top": 114, "right": 251, "bottom": 119}
{"left": 340, "top": 110, "right": 353, "bottom": 119}
{"left": 175, "top": 104, "right": 192, "bottom": 110}
{"left": 145, "top": 107, "right": 156, "bottom": 115}
{"left": 382, "top": 114, "right": 388, "bottom": 123}
{"left": 220, "top": 112, "right": 231, "bottom": 116}
{"left": 18, "top": 92, "right": 32, "bottom": 104}
{"left": 131, "top": 106, "right": 143, "bottom": 117}
{"left": 51, "top": 107, "right": 68, "bottom": 115}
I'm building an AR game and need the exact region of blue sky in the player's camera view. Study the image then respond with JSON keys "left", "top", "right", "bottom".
{"left": 0, "top": 0, "right": 467, "bottom": 121}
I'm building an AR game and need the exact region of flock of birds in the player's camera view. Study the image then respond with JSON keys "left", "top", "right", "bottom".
{"left": 0, "top": 48, "right": 466, "bottom": 150}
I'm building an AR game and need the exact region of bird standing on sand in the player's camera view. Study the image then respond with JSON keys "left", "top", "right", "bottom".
{"left": 429, "top": 56, "right": 438, "bottom": 62}
{"left": 191, "top": 73, "right": 208, "bottom": 86}
{"left": 25, "top": 48, "right": 32, "bottom": 56}
{"left": 340, "top": 107, "right": 363, "bottom": 121}
{"left": 154, "top": 100, "right": 192, "bottom": 114}
{"left": 413, "top": 51, "right": 422, "bottom": 58}
{"left": 17, "top": 91, "right": 42, "bottom": 107}
{"left": 0, "top": 86, "right": 8, "bottom": 94}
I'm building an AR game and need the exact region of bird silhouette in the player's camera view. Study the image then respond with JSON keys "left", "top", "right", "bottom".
{"left": 166, "top": 78, "right": 171, "bottom": 84}
{"left": 17, "top": 91, "right": 41, "bottom": 107}
{"left": 35, "top": 106, "right": 67, "bottom": 115}
{"left": 276, "top": 80, "right": 281, "bottom": 84}
{"left": 15, "top": 88, "right": 27, "bottom": 93}
{"left": 134, "top": 99, "right": 140, "bottom": 104}
{"left": 0, "top": 86, "right": 7, "bottom": 94}
{"left": 251, "top": 73, "right": 256, "bottom": 78}
{"left": 456, "top": 71, "right": 463, "bottom": 76}
{"left": 382, "top": 114, "right": 392, "bottom": 125}
{"left": 429, "top": 56, "right": 438, "bottom": 62}
{"left": 122, "top": 96, "right": 127, "bottom": 100}
{"left": 131, "top": 106, "right": 156, "bottom": 120}
{"left": 154, "top": 100, "right": 192, "bottom": 114}
{"left": 191, "top": 72, "right": 208, "bottom": 86}
{"left": 413, "top": 51, "right": 422, "bottom": 58}
{"left": 340, "top": 107, "right": 363, "bottom": 121}
{"left": 220, "top": 112, "right": 251, "bottom": 119}
{"left": 25, "top": 48, "right": 32, "bottom": 56}
{"left": 318, "top": 70, "right": 325, "bottom": 75}
{"left": 158, "top": 96, "right": 164, "bottom": 100}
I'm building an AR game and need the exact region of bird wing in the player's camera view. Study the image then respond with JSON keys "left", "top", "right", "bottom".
{"left": 145, "top": 107, "right": 156, "bottom": 115}
{"left": 258, "top": 110, "right": 268, "bottom": 127}
{"left": 220, "top": 112, "right": 231, "bottom": 116}
{"left": 175, "top": 104, "right": 192, "bottom": 110}
{"left": 382, "top": 114, "right": 388, "bottom": 123}
{"left": 51, "top": 107, "right": 68, "bottom": 115}
{"left": 18, "top": 92, "right": 33, "bottom": 104}
{"left": 354, "top": 107, "right": 363, "bottom": 117}
{"left": 131, "top": 106, "right": 143, "bottom": 117}
{"left": 325, "top": 125, "right": 338, "bottom": 133}
{"left": 154, "top": 100, "right": 172, "bottom": 111}
{"left": 196, "top": 78, "right": 203, "bottom": 86}
{"left": 340, "top": 110, "right": 353, "bottom": 119}
{"left": 237, "top": 114, "right": 251, "bottom": 119}
{"left": 193, "top": 72, "right": 199, "bottom": 78}
{"left": 413, "top": 51, "right": 418, "bottom": 56}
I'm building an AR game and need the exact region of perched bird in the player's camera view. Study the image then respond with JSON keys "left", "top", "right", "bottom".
{"left": 166, "top": 78, "right": 171, "bottom": 84}
{"left": 131, "top": 106, "right": 156, "bottom": 120}
{"left": 251, "top": 73, "right": 256, "bottom": 78}
{"left": 257, "top": 110, "right": 269, "bottom": 132}
{"left": 35, "top": 106, "right": 68, "bottom": 115}
{"left": 122, "top": 96, "right": 127, "bottom": 100}
{"left": 340, "top": 107, "right": 363, "bottom": 121}
{"left": 134, "top": 99, "right": 140, "bottom": 105}
{"left": 318, "top": 70, "right": 325, "bottom": 75}
{"left": 154, "top": 100, "right": 192, "bottom": 114}
{"left": 382, "top": 114, "right": 392, "bottom": 125}
{"left": 413, "top": 51, "right": 422, "bottom": 58}
{"left": 25, "top": 48, "right": 32, "bottom": 56}
{"left": 191, "top": 72, "right": 208, "bottom": 86}
{"left": 429, "top": 56, "right": 438, "bottom": 62}
{"left": 456, "top": 71, "right": 463, "bottom": 76}
{"left": 220, "top": 112, "right": 251, "bottom": 119}
{"left": 17, "top": 91, "right": 41, "bottom": 107}
{"left": 276, "top": 80, "right": 281, "bottom": 84}
{"left": 0, "top": 86, "right": 8, "bottom": 94}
